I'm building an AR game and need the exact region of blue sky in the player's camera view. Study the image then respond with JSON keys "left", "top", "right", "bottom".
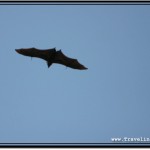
{"left": 0, "top": 4, "right": 150, "bottom": 145}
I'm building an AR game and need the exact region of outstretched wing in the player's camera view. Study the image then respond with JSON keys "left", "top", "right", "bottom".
{"left": 54, "top": 50, "right": 87, "bottom": 70}
{"left": 15, "top": 47, "right": 56, "bottom": 61}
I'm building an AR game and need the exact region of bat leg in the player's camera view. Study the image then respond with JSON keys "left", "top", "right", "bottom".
{"left": 47, "top": 61, "right": 53, "bottom": 68}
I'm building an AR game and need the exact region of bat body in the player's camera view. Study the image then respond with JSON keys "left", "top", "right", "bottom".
{"left": 15, "top": 47, "right": 87, "bottom": 70}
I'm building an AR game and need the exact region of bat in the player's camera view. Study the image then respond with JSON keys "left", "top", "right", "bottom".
{"left": 15, "top": 47, "right": 88, "bottom": 70}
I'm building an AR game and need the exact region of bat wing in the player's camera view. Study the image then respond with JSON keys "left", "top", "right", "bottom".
{"left": 54, "top": 50, "right": 88, "bottom": 70}
{"left": 15, "top": 47, "right": 56, "bottom": 67}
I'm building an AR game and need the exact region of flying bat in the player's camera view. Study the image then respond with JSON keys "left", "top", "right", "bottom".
{"left": 15, "top": 47, "right": 88, "bottom": 70}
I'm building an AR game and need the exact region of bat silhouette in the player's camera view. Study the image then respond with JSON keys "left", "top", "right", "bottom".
{"left": 15, "top": 47, "right": 88, "bottom": 70}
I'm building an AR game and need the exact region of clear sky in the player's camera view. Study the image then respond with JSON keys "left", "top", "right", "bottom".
{"left": 0, "top": 4, "right": 150, "bottom": 146}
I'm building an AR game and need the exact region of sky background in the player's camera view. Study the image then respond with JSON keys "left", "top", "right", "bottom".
{"left": 0, "top": 4, "right": 150, "bottom": 145}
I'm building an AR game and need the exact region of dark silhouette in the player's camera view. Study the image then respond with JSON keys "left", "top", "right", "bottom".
{"left": 15, "top": 47, "right": 88, "bottom": 70}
